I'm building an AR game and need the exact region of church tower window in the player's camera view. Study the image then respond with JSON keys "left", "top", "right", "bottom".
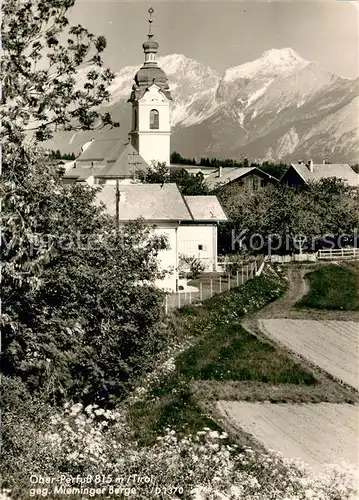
{"left": 149, "top": 109, "right": 159, "bottom": 129}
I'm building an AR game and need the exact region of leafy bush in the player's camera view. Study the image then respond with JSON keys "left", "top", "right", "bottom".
{"left": 179, "top": 254, "right": 206, "bottom": 279}
{"left": 139, "top": 162, "right": 210, "bottom": 195}
{"left": 0, "top": 377, "right": 58, "bottom": 484}
{"left": 1, "top": 164, "right": 171, "bottom": 406}
{"left": 221, "top": 252, "right": 257, "bottom": 273}
{"left": 2, "top": 0, "right": 166, "bottom": 407}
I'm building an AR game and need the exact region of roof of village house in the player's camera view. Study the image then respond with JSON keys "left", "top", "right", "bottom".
{"left": 169, "top": 165, "right": 219, "bottom": 176}
{"left": 94, "top": 184, "right": 227, "bottom": 222}
{"left": 206, "top": 167, "right": 278, "bottom": 189}
{"left": 95, "top": 184, "right": 193, "bottom": 221}
{"left": 184, "top": 196, "right": 227, "bottom": 221}
{"left": 287, "top": 163, "right": 358, "bottom": 187}
{"left": 63, "top": 140, "right": 149, "bottom": 181}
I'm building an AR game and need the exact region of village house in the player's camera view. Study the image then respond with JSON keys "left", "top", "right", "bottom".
{"left": 205, "top": 166, "right": 279, "bottom": 191}
{"left": 95, "top": 184, "right": 226, "bottom": 292}
{"left": 169, "top": 164, "right": 219, "bottom": 178}
{"left": 281, "top": 160, "right": 359, "bottom": 187}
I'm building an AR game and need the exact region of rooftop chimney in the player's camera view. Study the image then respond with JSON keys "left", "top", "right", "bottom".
{"left": 309, "top": 159, "right": 314, "bottom": 173}
{"left": 218, "top": 166, "right": 223, "bottom": 178}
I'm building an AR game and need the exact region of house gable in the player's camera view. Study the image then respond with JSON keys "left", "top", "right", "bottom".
{"left": 281, "top": 166, "right": 306, "bottom": 186}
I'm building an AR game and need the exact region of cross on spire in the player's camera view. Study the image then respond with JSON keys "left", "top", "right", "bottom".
{"left": 148, "top": 7, "right": 154, "bottom": 39}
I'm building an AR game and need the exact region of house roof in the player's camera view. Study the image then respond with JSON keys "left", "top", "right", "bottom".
{"left": 205, "top": 167, "right": 277, "bottom": 189}
{"left": 63, "top": 141, "right": 149, "bottom": 181}
{"left": 94, "top": 184, "right": 227, "bottom": 222}
{"left": 169, "top": 165, "right": 219, "bottom": 176}
{"left": 95, "top": 183, "right": 193, "bottom": 221}
{"left": 288, "top": 164, "right": 358, "bottom": 187}
{"left": 184, "top": 196, "right": 227, "bottom": 221}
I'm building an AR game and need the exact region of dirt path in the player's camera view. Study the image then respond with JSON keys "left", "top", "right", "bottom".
{"left": 248, "top": 265, "right": 359, "bottom": 322}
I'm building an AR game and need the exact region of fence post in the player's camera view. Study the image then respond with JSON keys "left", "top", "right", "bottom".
{"left": 165, "top": 295, "right": 168, "bottom": 315}
{"left": 246, "top": 265, "right": 249, "bottom": 281}
{"left": 210, "top": 279, "right": 213, "bottom": 297}
{"left": 236, "top": 270, "right": 239, "bottom": 287}
{"left": 200, "top": 281, "right": 203, "bottom": 301}
{"left": 219, "top": 275, "right": 222, "bottom": 293}
{"left": 228, "top": 273, "right": 231, "bottom": 291}
{"left": 177, "top": 291, "right": 181, "bottom": 308}
{"left": 242, "top": 265, "right": 244, "bottom": 284}
{"left": 189, "top": 291, "right": 192, "bottom": 304}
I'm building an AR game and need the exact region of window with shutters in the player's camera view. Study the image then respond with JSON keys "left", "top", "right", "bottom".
{"left": 149, "top": 109, "right": 159, "bottom": 129}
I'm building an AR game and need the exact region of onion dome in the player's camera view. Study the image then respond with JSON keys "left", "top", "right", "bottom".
{"left": 134, "top": 66, "right": 168, "bottom": 87}
{"left": 142, "top": 39, "right": 159, "bottom": 53}
{"left": 128, "top": 8, "right": 172, "bottom": 102}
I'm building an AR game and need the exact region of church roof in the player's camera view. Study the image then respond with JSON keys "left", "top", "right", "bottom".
{"left": 75, "top": 139, "right": 126, "bottom": 164}
{"left": 288, "top": 163, "right": 358, "bottom": 187}
{"left": 63, "top": 140, "right": 149, "bottom": 181}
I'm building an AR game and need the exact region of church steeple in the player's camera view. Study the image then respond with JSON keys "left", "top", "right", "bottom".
{"left": 142, "top": 8, "right": 159, "bottom": 66}
{"left": 128, "top": 7, "right": 172, "bottom": 166}
{"left": 129, "top": 8, "right": 172, "bottom": 102}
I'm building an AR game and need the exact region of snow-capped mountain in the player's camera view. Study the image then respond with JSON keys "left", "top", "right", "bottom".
{"left": 47, "top": 49, "right": 359, "bottom": 163}
{"left": 104, "top": 54, "right": 220, "bottom": 127}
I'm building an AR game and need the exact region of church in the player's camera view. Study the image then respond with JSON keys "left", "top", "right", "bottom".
{"left": 63, "top": 7, "right": 172, "bottom": 183}
{"left": 64, "top": 8, "right": 227, "bottom": 292}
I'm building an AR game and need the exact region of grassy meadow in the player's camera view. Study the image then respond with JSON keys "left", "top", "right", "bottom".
{"left": 297, "top": 263, "right": 359, "bottom": 311}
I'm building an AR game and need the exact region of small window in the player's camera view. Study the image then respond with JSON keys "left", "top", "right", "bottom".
{"left": 150, "top": 109, "right": 159, "bottom": 129}
{"left": 198, "top": 244, "right": 203, "bottom": 250}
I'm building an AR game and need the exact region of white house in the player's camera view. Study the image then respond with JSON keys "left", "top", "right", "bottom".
{"left": 95, "top": 184, "right": 227, "bottom": 292}
{"left": 178, "top": 196, "right": 227, "bottom": 271}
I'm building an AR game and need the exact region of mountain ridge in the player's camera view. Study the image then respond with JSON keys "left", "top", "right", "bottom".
{"left": 46, "top": 48, "right": 359, "bottom": 163}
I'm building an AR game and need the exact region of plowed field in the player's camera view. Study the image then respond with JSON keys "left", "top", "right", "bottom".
{"left": 259, "top": 319, "right": 359, "bottom": 390}
{"left": 217, "top": 401, "right": 359, "bottom": 475}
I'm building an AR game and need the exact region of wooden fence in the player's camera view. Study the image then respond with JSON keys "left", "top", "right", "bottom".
{"left": 164, "top": 258, "right": 263, "bottom": 313}
{"left": 317, "top": 247, "right": 359, "bottom": 260}
{"left": 266, "top": 247, "right": 359, "bottom": 263}
{"left": 266, "top": 253, "right": 318, "bottom": 263}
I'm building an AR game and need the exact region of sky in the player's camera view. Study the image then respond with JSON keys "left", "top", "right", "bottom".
{"left": 69, "top": 1, "right": 359, "bottom": 79}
